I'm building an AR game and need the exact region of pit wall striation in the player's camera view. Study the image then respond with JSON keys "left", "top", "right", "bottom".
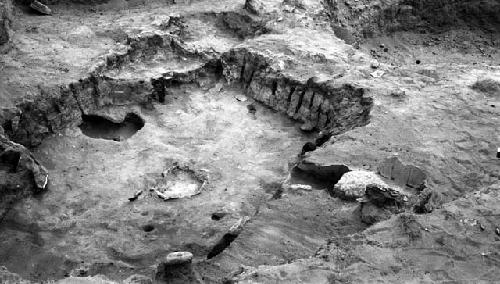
{"left": 221, "top": 48, "right": 373, "bottom": 133}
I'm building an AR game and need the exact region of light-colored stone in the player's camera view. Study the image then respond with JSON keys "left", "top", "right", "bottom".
{"left": 333, "top": 170, "right": 387, "bottom": 200}
{"left": 164, "top": 251, "right": 193, "bottom": 265}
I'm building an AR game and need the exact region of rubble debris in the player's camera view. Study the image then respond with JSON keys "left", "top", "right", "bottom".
{"left": 30, "top": 0, "right": 52, "bottom": 15}
{"left": 128, "top": 189, "right": 143, "bottom": 202}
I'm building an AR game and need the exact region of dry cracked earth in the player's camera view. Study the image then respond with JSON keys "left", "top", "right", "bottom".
{"left": 0, "top": 0, "right": 499, "bottom": 283}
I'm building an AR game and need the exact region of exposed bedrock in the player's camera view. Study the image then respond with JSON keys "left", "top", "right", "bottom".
{"left": 221, "top": 48, "right": 374, "bottom": 133}
{"left": 323, "top": 0, "right": 500, "bottom": 41}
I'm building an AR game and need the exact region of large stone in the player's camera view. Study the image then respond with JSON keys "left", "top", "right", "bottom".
{"left": 332, "top": 170, "right": 388, "bottom": 200}
{"left": 30, "top": 0, "right": 52, "bottom": 15}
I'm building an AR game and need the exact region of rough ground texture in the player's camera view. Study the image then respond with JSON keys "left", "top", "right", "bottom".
{"left": 0, "top": 0, "right": 12, "bottom": 45}
{"left": 0, "top": 0, "right": 499, "bottom": 283}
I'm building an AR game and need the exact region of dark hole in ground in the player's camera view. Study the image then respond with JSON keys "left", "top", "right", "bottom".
{"left": 0, "top": 150, "right": 21, "bottom": 172}
{"left": 78, "top": 113, "right": 144, "bottom": 141}
{"left": 206, "top": 233, "right": 238, "bottom": 259}
{"left": 290, "top": 165, "right": 350, "bottom": 189}
{"left": 211, "top": 213, "right": 227, "bottom": 221}
{"left": 142, "top": 224, "right": 155, "bottom": 232}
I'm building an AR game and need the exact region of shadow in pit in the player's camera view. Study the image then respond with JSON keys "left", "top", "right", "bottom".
{"left": 289, "top": 165, "right": 349, "bottom": 189}
{"left": 78, "top": 113, "right": 144, "bottom": 141}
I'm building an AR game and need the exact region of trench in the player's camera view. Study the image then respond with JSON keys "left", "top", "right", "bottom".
{"left": 0, "top": 35, "right": 374, "bottom": 282}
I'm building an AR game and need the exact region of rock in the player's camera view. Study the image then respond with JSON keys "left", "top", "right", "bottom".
{"left": 244, "top": 0, "right": 280, "bottom": 15}
{"left": 300, "top": 121, "right": 315, "bottom": 132}
{"left": 30, "top": 0, "right": 52, "bottom": 15}
{"left": 0, "top": 0, "right": 12, "bottom": 45}
{"left": 370, "top": 60, "right": 380, "bottom": 69}
{"left": 164, "top": 252, "right": 193, "bottom": 265}
{"left": 229, "top": 216, "right": 250, "bottom": 235}
{"left": 332, "top": 170, "right": 387, "bottom": 201}
{"left": 365, "top": 183, "right": 409, "bottom": 206}
{"left": 155, "top": 251, "right": 197, "bottom": 282}
{"left": 128, "top": 189, "right": 142, "bottom": 202}
{"left": 288, "top": 184, "right": 313, "bottom": 191}
{"left": 151, "top": 14, "right": 184, "bottom": 33}
{"left": 0, "top": 133, "right": 49, "bottom": 219}
{"left": 370, "top": 70, "right": 385, "bottom": 78}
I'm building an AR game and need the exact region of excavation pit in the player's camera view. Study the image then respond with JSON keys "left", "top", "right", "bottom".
{"left": 0, "top": 83, "right": 324, "bottom": 282}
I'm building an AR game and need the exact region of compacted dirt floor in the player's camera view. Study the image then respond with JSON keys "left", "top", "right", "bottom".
{"left": 0, "top": 0, "right": 499, "bottom": 283}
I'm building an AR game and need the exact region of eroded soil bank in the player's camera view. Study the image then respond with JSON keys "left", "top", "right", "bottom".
{"left": 0, "top": 0, "right": 499, "bottom": 283}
